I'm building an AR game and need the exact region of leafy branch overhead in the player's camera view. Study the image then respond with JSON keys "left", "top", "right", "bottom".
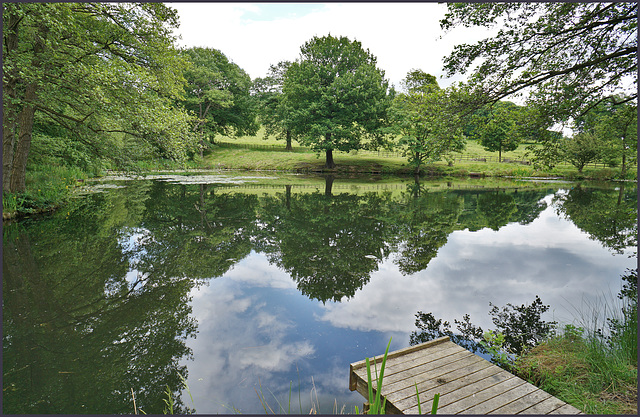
{"left": 440, "top": 2, "right": 637, "bottom": 121}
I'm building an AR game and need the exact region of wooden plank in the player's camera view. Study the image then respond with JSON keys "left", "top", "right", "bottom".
{"left": 457, "top": 379, "right": 538, "bottom": 414}
{"left": 401, "top": 366, "right": 510, "bottom": 414}
{"left": 436, "top": 375, "right": 526, "bottom": 414}
{"left": 517, "top": 395, "right": 567, "bottom": 414}
{"left": 350, "top": 336, "right": 450, "bottom": 374}
{"left": 380, "top": 343, "right": 463, "bottom": 379}
{"left": 552, "top": 403, "right": 584, "bottom": 414}
{"left": 489, "top": 387, "right": 552, "bottom": 414}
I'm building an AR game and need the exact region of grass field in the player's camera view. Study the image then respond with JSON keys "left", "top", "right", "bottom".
{"left": 205, "top": 129, "right": 632, "bottom": 180}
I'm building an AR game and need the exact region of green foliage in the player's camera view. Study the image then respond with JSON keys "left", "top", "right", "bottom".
{"left": 481, "top": 330, "right": 514, "bottom": 370}
{"left": 180, "top": 47, "right": 258, "bottom": 155}
{"left": 430, "top": 393, "right": 440, "bottom": 414}
{"left": 391, "top": 74, "right": 466, "bottom": 173}
{"left": 441, "top": 3, "right": 637, "bottom": 125}
{"left": 252, "top": 61, "right": 299, "bottom": 150}
{"left": 573, "top": 97, "right": 638, "bottom": 176}
{"left": 561, "top": 131, "right": 606, "bottom": 172}
{"left": 488, "top": 295, "right": 557, "bottom": 355}
{"left": 475, "top": 102, "right": 521, "bottom": 162}
{"left": 365, "top": 338, "right": 391, "bottom": 414}
{"left": 525, "top": 130, "right": 565, "bottom": 170}
{"left": 254, "top": 186, "right": 397, "bottom": 303}
{"left": 283, "top": 35, "right": 393, "bottom": 168}
{"left": 554, "top": 184, "right": 637, "bottom": 254}
{"left": 3, "top": 192, "right": 199, "bottom": 414}
{"left": 400, "top": 68, "right": 438, "bottom": 93}
{"left": 476, "top": 191, "right": 517, "bottom": 231}
{"left": 3, "top": 2, "right": 198, "bottom": 192}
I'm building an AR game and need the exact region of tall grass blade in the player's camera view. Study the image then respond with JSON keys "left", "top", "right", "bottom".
{"left": 296, "top": 363, "right": 303, "bottom": 413}
{"left": 431, "top": 393, "right": 440, "bottom": 414}
{"left": 415, "top": 383, "right": 421, "bottom": 414}
{"left": 131, "top": 388, "right": 138, "bottom": 414}
{"left": 364, "top": 337, "right": 392, "bottom": 414}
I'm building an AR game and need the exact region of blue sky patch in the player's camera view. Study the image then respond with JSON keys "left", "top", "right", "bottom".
{"left": 241, "top": 3, "right": 327, "bottom": 22}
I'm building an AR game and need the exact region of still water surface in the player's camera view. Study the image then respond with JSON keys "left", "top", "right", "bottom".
{"left": 3, "top": 173, "right": 636, "bottom": 414}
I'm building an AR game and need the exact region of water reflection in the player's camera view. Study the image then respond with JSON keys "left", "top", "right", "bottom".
{"left": 2, "top": 176, "right": 636, "bottom": 414}
{"left": 555, "top": 183, "right": 637, "bottom": 254}
{"left": 255, "top": 188, "right": 397, "bottom": 302}
{"left": 3, "top": 190, "right": 198, "bottom": 414}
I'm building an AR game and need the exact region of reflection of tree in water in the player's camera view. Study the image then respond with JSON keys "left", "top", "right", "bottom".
{"left": 476, "top": 191, "right": 518, "bottom": 231}
{"left": 455, "top": 189, "right": 549, "bottom": 232}
{"left": 254, "top": 181, "right": 557, "bottom": 293}
{"left": 140, "top": 182, "right": 259, "bottom": 278}
{"left": 2, "top": 189, "right": 199, "bottom": 414}
{"left": 554, "top": 183, "right": 637, "bottom": 254}
{"left": 410, "top": 296, "right": 556, "bottom": 359}
{"left": 394, "top": 191, "right": 463, "bottom": 275}
{"left": 255, "top": 182, "right": 397, "bottom": 302}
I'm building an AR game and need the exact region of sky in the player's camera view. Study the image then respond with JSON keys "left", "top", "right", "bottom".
{"left": 167, "top": 2, "right": 495, "bottom": 89}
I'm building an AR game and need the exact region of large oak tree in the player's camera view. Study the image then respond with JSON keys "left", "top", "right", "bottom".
{"left": 283, "top": 35, "right": 393, "bottom": 168}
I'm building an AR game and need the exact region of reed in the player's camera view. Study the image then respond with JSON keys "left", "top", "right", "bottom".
{"left": 364, "top": 337, "right": 391, "bottom": 414}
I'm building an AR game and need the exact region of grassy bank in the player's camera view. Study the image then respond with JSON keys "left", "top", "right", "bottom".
{"left": 203, "top": 131, "right": 636, "bottom": 181}
{"left": 2, "top": 164, "right": 89, "bottom": 220}
{"left": 514, "top": 269, "right": 638, "bottom": 414}
{"left": 4, "top": 130, "right": 636, "bottom": 219}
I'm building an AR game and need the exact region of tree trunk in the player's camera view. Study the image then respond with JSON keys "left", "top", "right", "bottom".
{"left": 498, "top": 147, "right": 502, "bottom": 163}
{"left": 285, "top": 130, "right": 292, "bottom": 151}
{"left": 413, "top": 174, "right": 421, "bottom": 198}
{"left": 5, "top": 17, "right": 46, "bottom": 193}
{"left": 620, "top": 139, "right": 627, "bottom": 178}
{"left": 325, "top": 149, "right": 336, "bottom": 169}
{"left": 324, "top": 175, "right": 334, "bottom": 196}
{"left": 414, "top": 151, "right": 421, "bottom": 175}
{"left": 3, "top": 103, "right": 17, "bottom": 193}
{"left": 324, "top": 133, "right": 336, "bottom": 168}
{"left": 3, "top": 11, "right": 20, "bottom": 193}
{"left": 9, "top": 83, "right": 38, "bottom": 193}
{"left": 285, "top": 185, "right": 292, "bottom": 210}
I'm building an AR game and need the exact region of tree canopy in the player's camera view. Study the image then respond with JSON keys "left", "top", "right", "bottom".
{"left": 391, "top": 72, "right": 466, "bottom": 174}
{"left": 3, "top": 3, "right": 197, "bottom": 192}
{"left": 283, "top": 35, "right": 393, "bottom": 168}
{"left": 252, "top": 61, "right": 298, "bottom": 150}
{"left": 180, "top": 47, "right": 258, "bottom": 156}
{"left": 441, "top": 2, "right": 637, "bottom": 123}
{"left": 474, "top": 101, "right": 522, "bottom": 162}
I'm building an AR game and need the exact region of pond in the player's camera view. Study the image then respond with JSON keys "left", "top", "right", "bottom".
{"left": 2, "top": 173, "right": 637, "bottom": 414}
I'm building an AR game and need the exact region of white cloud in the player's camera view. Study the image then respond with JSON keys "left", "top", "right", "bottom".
{"left": 316, "top": 203, "right": 634, "bottom": 333}
{"left": 183, "top": 278, "right": 316, "bottom": 413}
{"left": 168, "top": 2, "right": 495, "bottom": 88}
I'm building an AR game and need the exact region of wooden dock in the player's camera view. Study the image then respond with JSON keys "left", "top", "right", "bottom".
{"left": 349, "top": 336, "right": 583, "bottom": 414}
